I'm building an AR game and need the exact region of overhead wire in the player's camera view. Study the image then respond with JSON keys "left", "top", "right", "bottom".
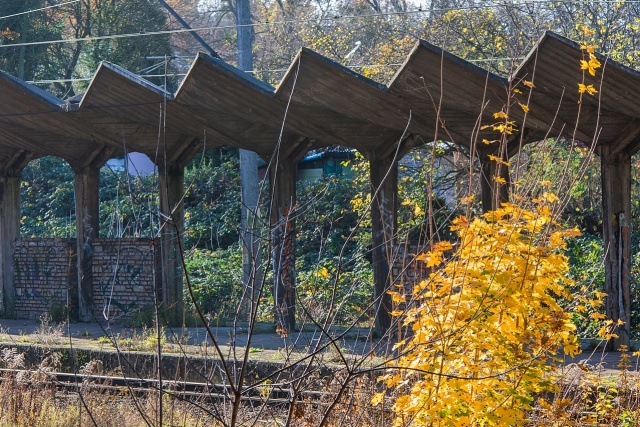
{"left": 0, "top": 0, "right": 638, "bottom": 50}
{"left": 9, "top": 0, "right": 639, "bottom": 86}
{"left": 0, "top": 0, "right": 80, "bottom": 21}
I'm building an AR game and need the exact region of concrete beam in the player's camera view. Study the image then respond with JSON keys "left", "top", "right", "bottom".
{"left": 158, "top": 162, "right": 185, "bottom": 326}
{"left": 370, "top": 155, "right": 398, "bottom": 336}
{"left": 609, "top": 119, "right": 640, "bottom": 157}
{"left": 270, "top": 156, "right": 298, "bottom": 334}
{"left": 74, "top": 167, "right": 100, "bottom": 322}
{"left": 601, "top": 147, "right": 632, "bottom": 349}
{"left": 0, "top": 176, "right": 20, "bottom": 318}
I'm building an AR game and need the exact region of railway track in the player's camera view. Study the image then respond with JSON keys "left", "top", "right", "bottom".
{"left": 0, "top": 368, "right": 323, "bottom": 405}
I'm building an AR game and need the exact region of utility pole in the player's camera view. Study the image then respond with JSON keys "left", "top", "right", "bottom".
{"left": 236, "top": 0, "right": 262, "bottom": 319}
{"left": 156, "top": 0, "right": 260, "bottom": 319}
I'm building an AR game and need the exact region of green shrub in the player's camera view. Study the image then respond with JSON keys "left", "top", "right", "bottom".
{"left": 184, "top": 245, "right": 243, "bottom": 320}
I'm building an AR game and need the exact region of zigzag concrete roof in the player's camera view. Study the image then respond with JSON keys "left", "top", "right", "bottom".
{"left": 0, "top": 31, "right": 633, "bottom": 174}
{"left": 513, "top": 32, "right": 640, "bottom": 154}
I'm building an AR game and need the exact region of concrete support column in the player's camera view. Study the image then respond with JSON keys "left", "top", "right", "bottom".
{"left": 270, "top": 157, "right": 297, "bottom": 334}
{"left": 158, "top": 162, "right": 185, "bottom": 326}
{"left": 370, "top": 155, "right": 398, "bottom": 336}
{"left": 0, "top": 176, "right": 20, "bottom": 318}
{"left": 240, "top": 149, "right": 262, "bottom": 320}
{"left": 75, "top": 168, "right": 100, "bottom": 322}
{"left": 601, "top": 149, "right": 632, "bottom": 349}
{"left": 479, "top": 150, "right": 510, "bottom": 213}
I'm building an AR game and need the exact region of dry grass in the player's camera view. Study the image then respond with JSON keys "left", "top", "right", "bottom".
{"left": 0, "top": 375, "right": 391, "bottom": 427}
{"left": 0, "top": 350, "right": 391, "bottom": 427}
{"left": 0, "top": 382, "right": 218, "bottom": 427}
{"left": 529, "top": 348, "right": 640, "bottom": 427}
{"left": 6, "top": 344, "right": 640, "bottom": 426}
{"left": 26, "top": 315, "right": 65, "bottom": 346}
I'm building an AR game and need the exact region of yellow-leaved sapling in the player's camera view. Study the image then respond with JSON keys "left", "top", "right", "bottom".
{"left": 376, "top": 195, "right": 581, "bottom": 427}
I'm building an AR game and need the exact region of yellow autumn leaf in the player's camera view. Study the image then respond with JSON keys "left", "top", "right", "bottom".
{"left": 493, "top": 176, "right": 507, "bottom": 184}
{"left": 579, "top": 59, "right": 590, "bottom": 71}
{"left": 316, "top": 266, "right": 330, "bottom": 279}
{"left": 564, "top": 340, "right": 580, "bottom": 357}
{"left": 492, "top": 121, "right": 517, "bottom": 135}
{"left": 449, "top": 215, "right": 469, "bottom": 232}
{"left": 432, "top": 241, "right": 453, "bottom": 252}
{"left": 580, "top": 54, "right": 601, "bottom": 76}
{"left": 582, "top": 26, "right": 595, "bottom": 36}
{"left": 392, "top": 339, "right": 406, "bottom": 350}
{"left": 538, "top": 398, "right": 553, "bottom": 411}
{"left": 487, "top": 154, "right": 511, "bottom": 166}
{"left": 389, "top": 291, "right": 406, "bottom": 303}
{"left": 371, "top": 393, "right": 385, "bottom": 406}
{"left": 460, "top": 195, "right": 474, "bottom": 204}
{"left": 417, "top": 250, "right": 444, "bottom": 268}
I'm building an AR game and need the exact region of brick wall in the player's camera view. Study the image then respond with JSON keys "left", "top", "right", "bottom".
{"left": 92, "top": 238, "right": 156, "bottom": 321}
{"left": 14, "top": 239, "right": 77, "bottom": 321}
{"left": 13, "top": 238, "right": 427, "bottom": 322}
{"left": 13, "top": 238, "right": 156, "bottom": 322}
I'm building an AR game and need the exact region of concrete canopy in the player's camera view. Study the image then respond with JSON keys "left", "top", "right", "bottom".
{"left": 513, "top": 31, "right": 640, "bottom": 154}
{"left": 5, "top": 31, "right": 638, "bottom": 343}
{"left": 16, "top": 33, "right": 640, "bottom": 170}
{"left": 0, "top": 37, "right": 518, "bottom": 170}
{"left": 0, "top": 71, "right": 119, "bottom": 170}
{"left": 512, "top": 30, "right": 640, "bottom": 349}
{"left": 388, "top": 39, "right": 509, "bottom": 148}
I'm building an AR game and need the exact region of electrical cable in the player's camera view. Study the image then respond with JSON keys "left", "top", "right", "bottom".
{"left": 0, "top": 1, "right": 80, "bottom": 22}
{"left": 1, "top": 0, "right": 638, "bottom": 50}
{"left": 8, "top": 0, "right": 640, "bottom": 88}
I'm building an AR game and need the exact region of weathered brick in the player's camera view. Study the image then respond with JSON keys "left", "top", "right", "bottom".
{"left": 13, "top": 238, "right": 156, "bottom": 322}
